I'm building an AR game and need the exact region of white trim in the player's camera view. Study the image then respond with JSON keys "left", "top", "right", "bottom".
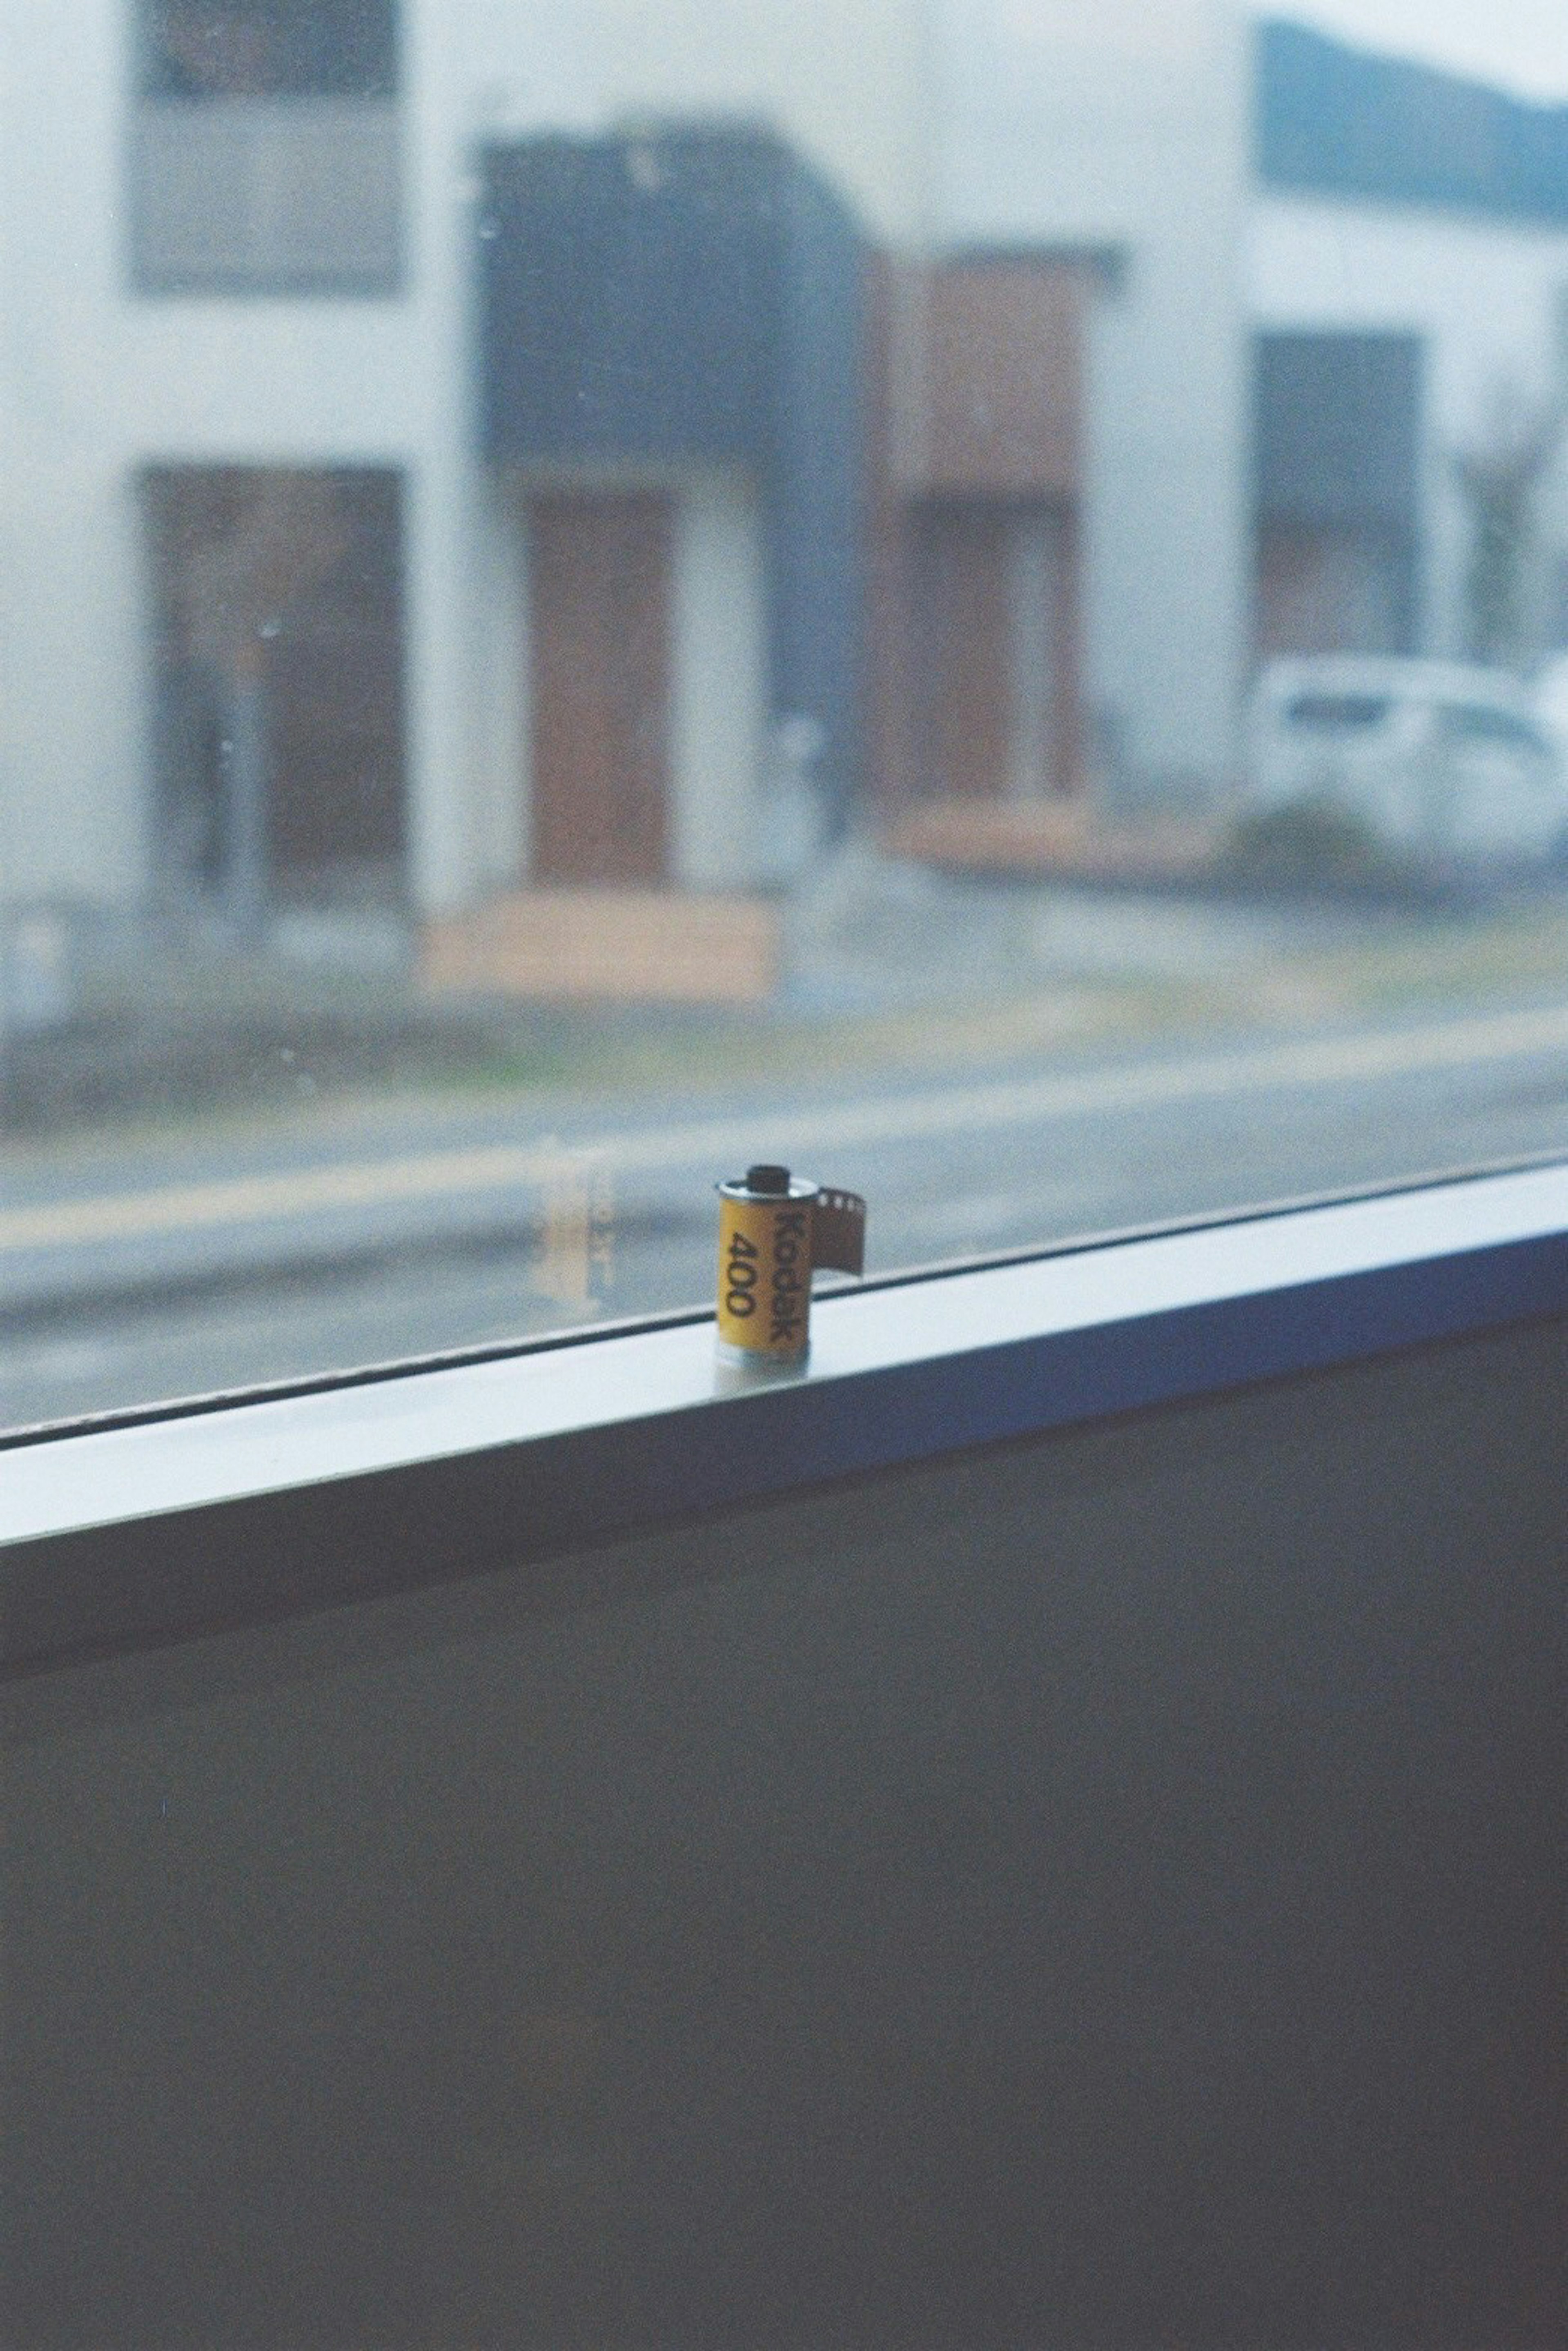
{"left": 670, "top": 470, "right": 765, "bottom": 889}
{"left": 6, "top": 1161, "right": 1565, "bottom": 1549}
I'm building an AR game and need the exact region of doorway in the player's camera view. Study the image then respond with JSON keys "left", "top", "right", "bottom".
{"left": 911, "top": 497, "right": 1077, "bottom": 802}
{"left": 529, "top": 490, "right": 672, "bottom": 885}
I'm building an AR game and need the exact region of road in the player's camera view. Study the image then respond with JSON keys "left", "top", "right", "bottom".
{"left": 5, "top": 994, "right": 1568, "bottom": 1429}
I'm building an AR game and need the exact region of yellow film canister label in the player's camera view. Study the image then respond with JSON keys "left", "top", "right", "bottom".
{"left": 717, "top": 1176, "right": 815, "bottom": 1360}
{"left": 715, "top": 1165, "right": 866, "bottom": 1363}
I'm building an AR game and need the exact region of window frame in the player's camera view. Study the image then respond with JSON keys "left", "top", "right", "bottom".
{"left": 4, "top": 1155, "right": 1566, "bottom": 1678}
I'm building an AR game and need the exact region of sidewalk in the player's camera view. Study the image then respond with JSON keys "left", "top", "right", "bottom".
{"left": 0, "top": 854, "right": 1136, "bottom": 1135}
{"left": 4, "top": 845, "right": 1564, "bottom": 1151}
{"left": 10, "top": 983, "right": 1568, "bottom": 1333}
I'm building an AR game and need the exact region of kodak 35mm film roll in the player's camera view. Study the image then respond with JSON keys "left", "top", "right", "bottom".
{"left": 715, "top": 1164, "right": 867, "bottom": 1364}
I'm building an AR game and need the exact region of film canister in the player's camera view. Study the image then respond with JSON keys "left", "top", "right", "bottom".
{"left": 715, "top": 1164, "right": 867, "bottom": 1365}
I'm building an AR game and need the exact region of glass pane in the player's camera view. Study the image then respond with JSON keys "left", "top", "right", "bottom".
{"left": 7, "top": 1, "right": 1568, "bottom": 1429}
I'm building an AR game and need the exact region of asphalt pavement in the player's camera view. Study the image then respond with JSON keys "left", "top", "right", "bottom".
{"left": 6, "top": 991, "right": 1568, "bottom": 1430}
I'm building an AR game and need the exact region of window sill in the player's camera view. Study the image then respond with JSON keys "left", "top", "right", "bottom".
{"left": 3, "top": 1160, "right": 1565, "bottom": 1673}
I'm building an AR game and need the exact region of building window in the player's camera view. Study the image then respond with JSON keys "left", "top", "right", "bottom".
{"left": 143, "top": 466, "right": 407, "bottom": 923}
{"left": 1252, "top": 332, "right": 1424, "bottom": 661}
{"left": 139, "top": 1, "right": 397, "bottom": 101}
{"left": 131, "top": 2, "right": 401, "bottom": 294}
{"left": 868, "top": 259, "right": 1089, "bottom": 828}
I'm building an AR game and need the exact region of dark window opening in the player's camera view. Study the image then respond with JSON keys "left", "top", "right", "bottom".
{"left": 140, "top": 1, "right": 399, "bottom": 102}
{"left": 143, "top": 466, "right": 407, "bottom": 911}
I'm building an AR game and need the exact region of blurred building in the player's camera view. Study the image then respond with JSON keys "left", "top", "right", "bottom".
{"left": 1251, "top": 21, "right": 1568, "bottom": 670}
{"left": 2, "top": 2, "right": 1567, "bottom": 964}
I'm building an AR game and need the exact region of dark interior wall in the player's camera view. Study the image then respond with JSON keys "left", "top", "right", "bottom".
{"left": 5, "top": 1314, "right": 1562, "bottom": 2349}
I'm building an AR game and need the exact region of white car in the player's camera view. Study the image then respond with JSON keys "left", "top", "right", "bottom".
{"left": 1532, "top": 651, "right": 1568, "bottom": 761}
{"left": 1245, "top": 657, "right": 1568, "bottom": 871}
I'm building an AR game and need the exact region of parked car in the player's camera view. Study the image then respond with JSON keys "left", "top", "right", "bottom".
{"left": 1532, "top": 650, "right": 1568, "bottom": 759}
{"left": 1243, "top": 657, "right": 1568, "bottom": 874}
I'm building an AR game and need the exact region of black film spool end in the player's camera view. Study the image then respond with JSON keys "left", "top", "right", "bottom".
{"left": 745, "top": 1164, "right": 792, "bottom": 1195}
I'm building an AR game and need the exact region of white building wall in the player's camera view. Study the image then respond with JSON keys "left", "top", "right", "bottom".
{"left": 401, "top": 3, "right": 483, "bottom": 917}
{"left": 1, "top": 0, "right": 938, "bottom": 929}
{"left": 1249, "top": 194, "right": 1568, "bottom": 662}
{"left": 670, "top": 473, "right": 768, "bottom": 890}
{"left": 570, "top": 0, "right": 935, "bottom": 243}
{"left": 467, "top": 479, "right": 530, "bottom": 890}
{"left": 931, "top": 0, "right": 1253, "bottom": 802}
{"left": 1, "top": 3, "right": 150, "bottom": 910}
{"left": 1, "top": 2, "right": 464, "bottom": 916}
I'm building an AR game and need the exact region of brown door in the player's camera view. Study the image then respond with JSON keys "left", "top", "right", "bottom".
{"left": 1256, "top": 522, "right": 1404, "bottom": 661}
{"left": 911, "top": 499, "right": 1081, "bottom": 801}
{"left": 913, "top": 502, "right": 1013, "bottom": 801}
{"left": 1013, "top": 503, "right": 1080, "bottom": 799}
{"left": 530, "top": 491, "right": 671, "bottom": 885}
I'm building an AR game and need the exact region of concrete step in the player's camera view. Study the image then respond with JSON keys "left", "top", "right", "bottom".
{"left": 885, "top": 799, "right": 1217, "bottom": 883}
{"left": 422, "top": 889, "right": 780, "bottom": 1005}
